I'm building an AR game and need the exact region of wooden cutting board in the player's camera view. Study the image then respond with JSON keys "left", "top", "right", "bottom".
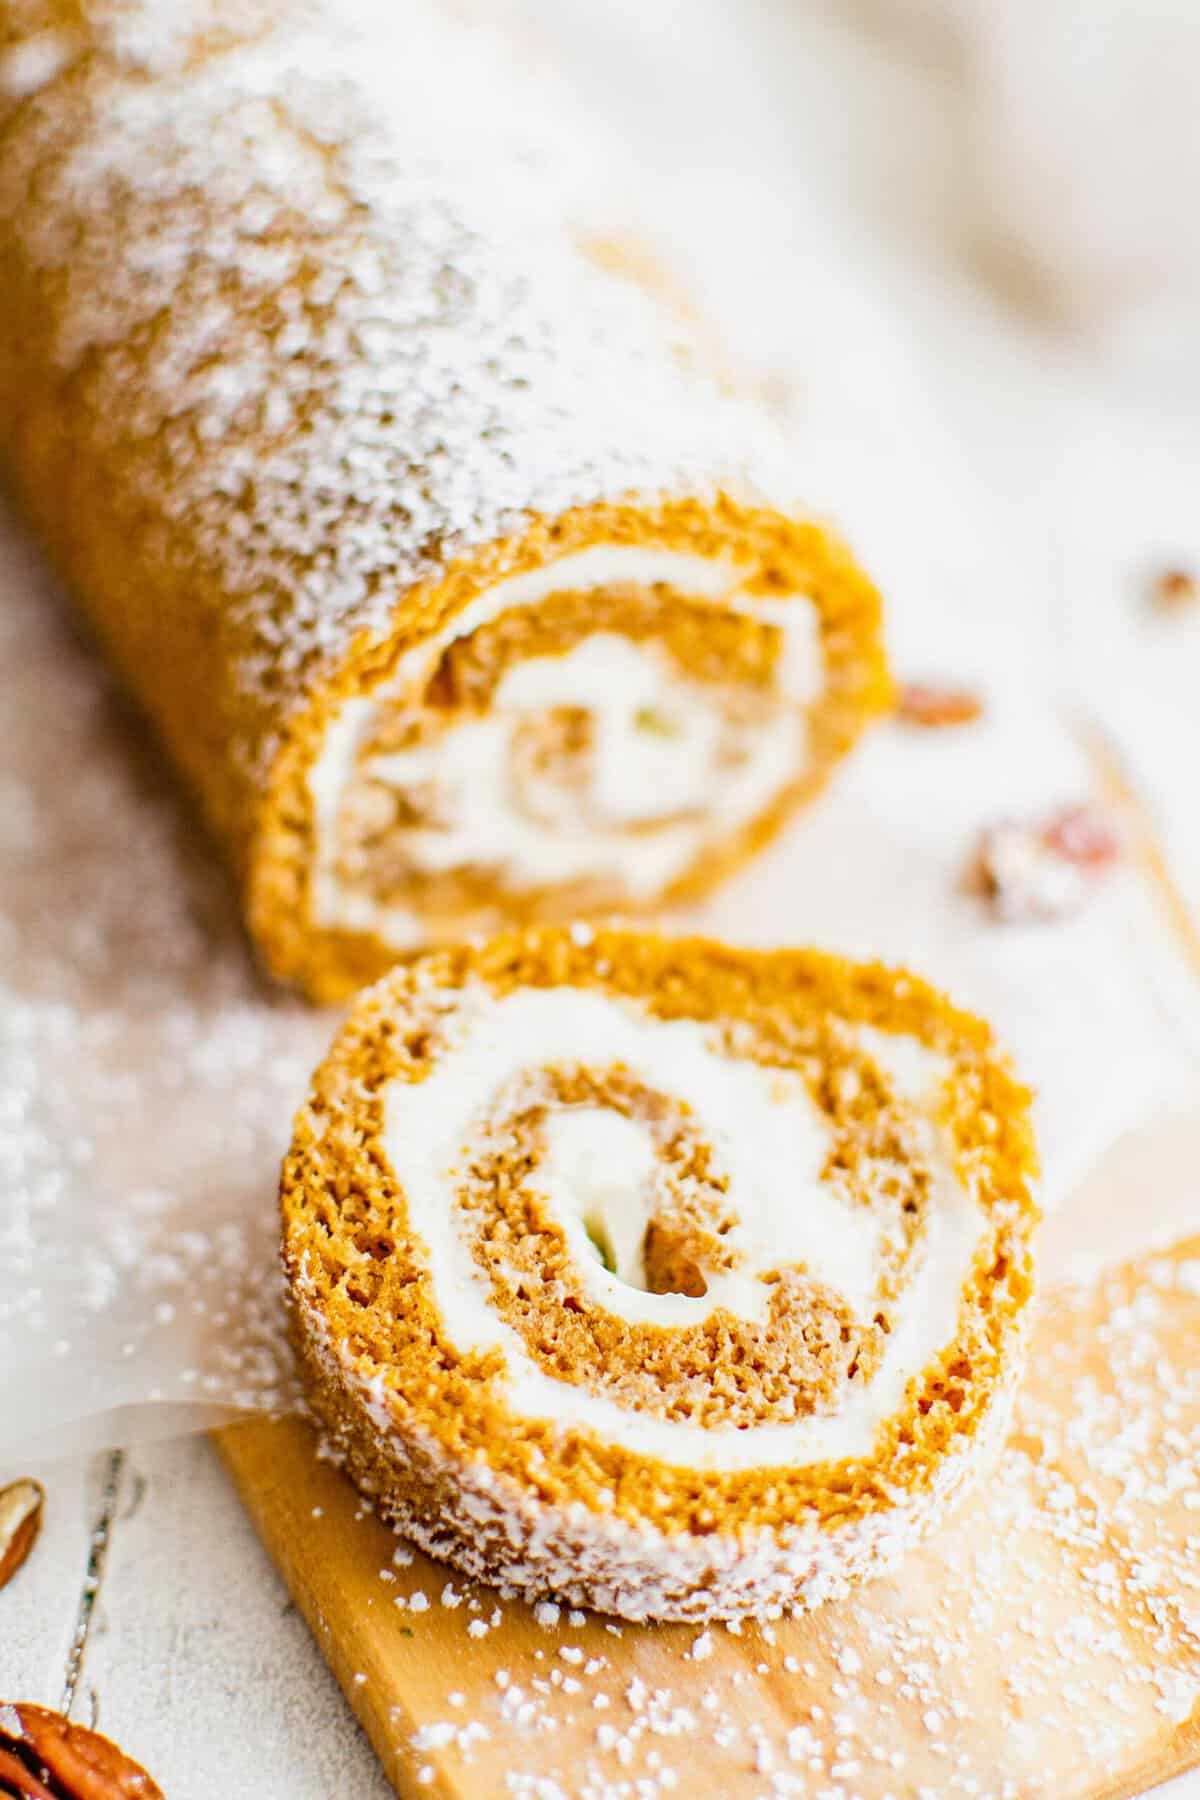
{"left": 216, "top": 772, "right": 1200, "bottom": 1800}
{"left": 216, "top": 1209, "right": 1200, "bottom": 1799}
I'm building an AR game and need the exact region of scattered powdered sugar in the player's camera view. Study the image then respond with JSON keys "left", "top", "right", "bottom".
{"left": 328, "top": 1246, "right": 1200, "bottom": 1798}
{"left": 0, "top": 503, "right": 321, "bottom": 1457}
{"left": 409, "top": 1718, "right": 489, "bottom": 1759}
{"left": 0, "top": 0, "right": 799, "bottom": 785}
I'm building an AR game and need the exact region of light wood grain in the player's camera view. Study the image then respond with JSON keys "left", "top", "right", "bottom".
{"left": 217, "top": 1227, "right": 1200, "bottom": 1800}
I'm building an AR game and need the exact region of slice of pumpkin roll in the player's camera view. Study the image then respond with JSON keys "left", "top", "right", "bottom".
{"left": 281, "top": 927, "right": 1039, "bottom": 1623}
{"left": 0, "top": 0, "right": 888, "bottom": 1001}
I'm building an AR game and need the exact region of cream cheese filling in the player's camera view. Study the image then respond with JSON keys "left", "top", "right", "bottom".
{"left": 307, "top": 546, "right": 822, "bottom": 943}
{"left": 380, "top": 985, "right": 984, "bottom": 1472}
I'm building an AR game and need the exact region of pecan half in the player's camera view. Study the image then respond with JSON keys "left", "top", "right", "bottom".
{"left": 0, "top": 1483, "right": 44, "bottom": 1592}
{"left": 0, "top": 1705, "right": 163, "bottom": 1800}
{"left": 896, "top": 681, "right": 984, "bottom": 729}
{"left": 967, "top": 803, "right": 1121, "bottom": 923}
{"left": 1150, "top": 566, "right": 1197, "bottom": 611}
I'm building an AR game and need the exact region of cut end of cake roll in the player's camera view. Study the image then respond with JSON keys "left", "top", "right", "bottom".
{"left": 281, "top": 926, "right": 1039, "bottom": 1623}
{"left": 0, "top": 0, "right": 890, "bottom": 1002}
{"left": 252, "top": 498, "right": 890, "bottom": 1000}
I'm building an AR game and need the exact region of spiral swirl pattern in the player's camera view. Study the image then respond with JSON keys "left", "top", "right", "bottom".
{"left": 282, "top": 928, "right": 1038, "bottom": 1621}
{"left": 301, "top": 531, "right": 876, "bottom": 978}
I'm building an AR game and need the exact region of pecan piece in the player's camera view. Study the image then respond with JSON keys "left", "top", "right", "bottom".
{"left": 1041, "top": 803, "right": 1122, "bottom": 869}
{"left": 0, "top": 1705, "right": 163, "bottom": 1800}
{"left": 968, "top": 803, "right": 1121, "bottom": 922}
{"left": 1150, "top": 566, "right": 1197, "bottom": 611}
{"left": 0, "top": 1483, "right": 44, "bottom": 1592}
{"left": 896, "top": 681, "right": 984, "bottom": 729}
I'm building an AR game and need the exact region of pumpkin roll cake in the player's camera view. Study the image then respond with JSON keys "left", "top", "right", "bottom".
{"left": 0, "top": 0, "right": 888, "bottom": 1000}
{"left": 281, "top": 928, "right": 1039, "bottom": 1622}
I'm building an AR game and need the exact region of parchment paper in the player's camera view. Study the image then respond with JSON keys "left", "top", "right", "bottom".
{"left": 2, "top": 0, "right": 1199, "bottom": 1462}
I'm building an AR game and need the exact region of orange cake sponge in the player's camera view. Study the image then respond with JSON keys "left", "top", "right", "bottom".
{"left": 0, "top": 0, "right": 888, "bottom": 1001}
{"left": 281, "top": 928, "right": 1039, "bottom": 1622}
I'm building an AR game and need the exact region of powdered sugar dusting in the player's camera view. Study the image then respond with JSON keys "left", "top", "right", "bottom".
{"left": 0, "top": 509, "right": 318, "bottom": 1455}
{"left": 267, "top": 1244, "right": 1200, "bottom": 1797}
{"left": 0, "top": 0, "right": 793, "bottom": 1460}
{"left": 0, "top": 0, "right": 798, "bottom": 785}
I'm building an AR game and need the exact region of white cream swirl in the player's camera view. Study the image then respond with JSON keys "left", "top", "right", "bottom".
{"left": 381, "top": 983, "right": 984, "bottom": 1472}
{"left": 308, "top": 546, "right": 821, "bottom": 943}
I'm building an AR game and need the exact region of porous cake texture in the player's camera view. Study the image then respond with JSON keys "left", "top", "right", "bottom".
{"left": 0, "top": 0, "right": 889, "bottom": 999}
{"left": 281, "top": 928, "right": 1039, "bottom": 1621}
